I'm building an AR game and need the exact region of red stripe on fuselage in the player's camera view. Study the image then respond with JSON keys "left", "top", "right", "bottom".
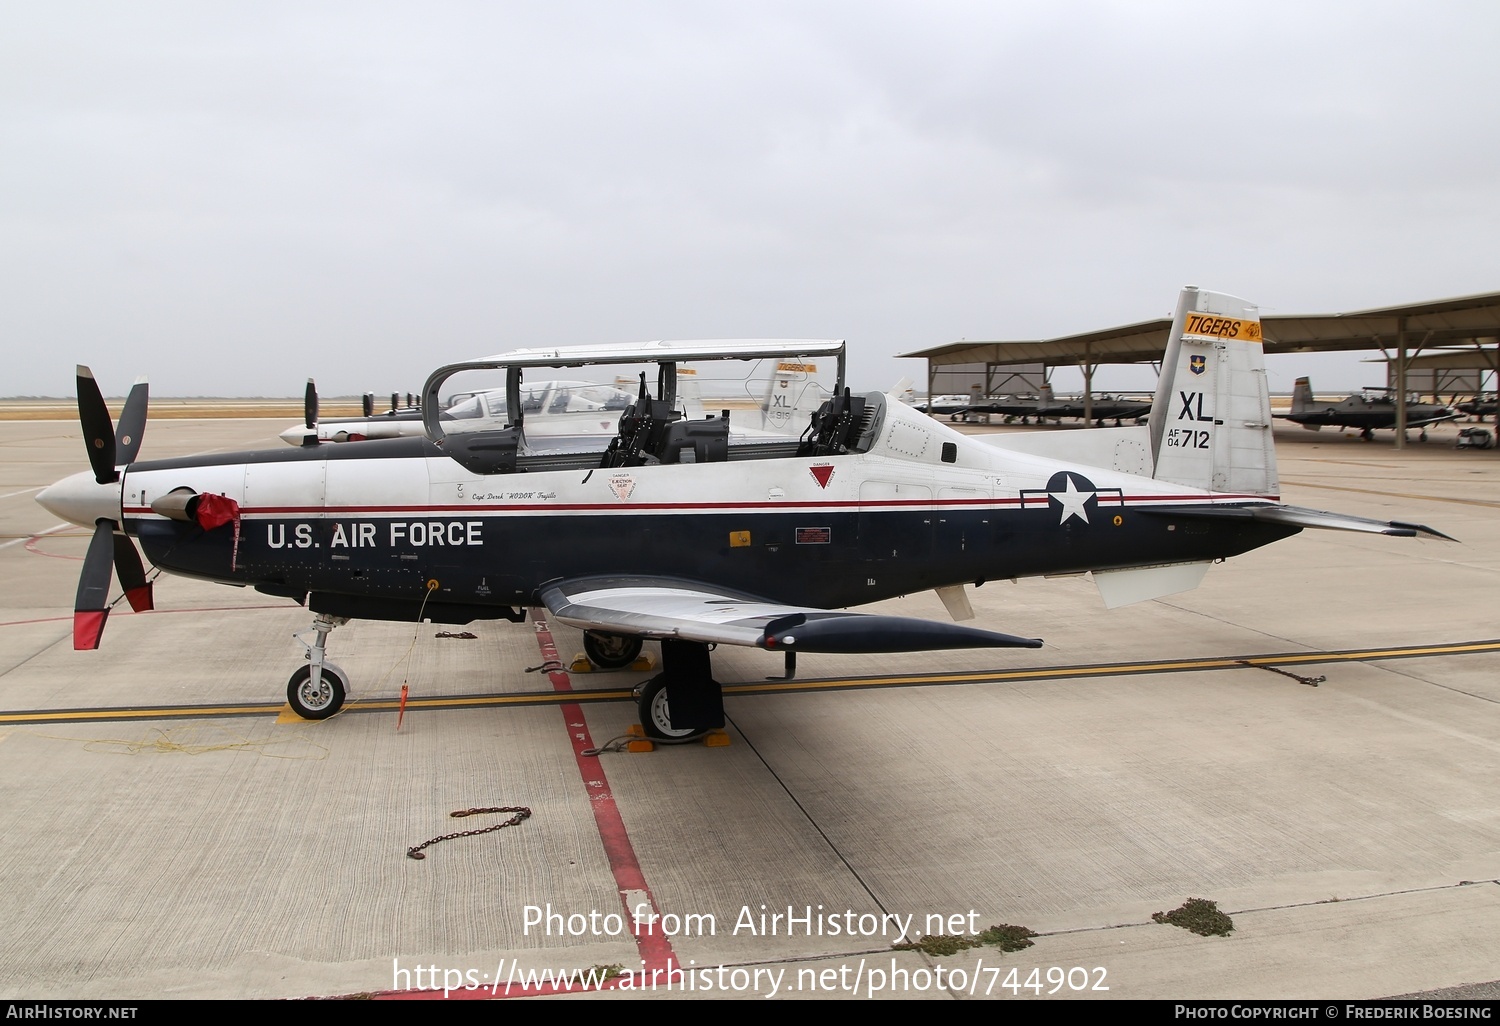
{"left": 121, "top": 493, "right": 1280, "bottom": 518}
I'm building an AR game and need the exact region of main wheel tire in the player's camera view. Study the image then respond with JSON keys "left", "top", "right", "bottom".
{"left": 636, "top": 676, "right": 701, "bottom": 742}
{"left": 287, "top": 662, "right": 348, "bottom": 720}
{"left": 583, "top": 632, "right": 643, "bottom": 670}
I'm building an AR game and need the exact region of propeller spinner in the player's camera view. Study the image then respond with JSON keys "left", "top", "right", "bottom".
{"left": 36, "top": 366, "right": 155, "bottom": 649}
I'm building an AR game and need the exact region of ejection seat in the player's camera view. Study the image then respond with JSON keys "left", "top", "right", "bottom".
{"left": 600, "top": 376, "right": 682, "bottom": 468}
{"left": 799, "top": 388, "right": 881, "bottom": 457}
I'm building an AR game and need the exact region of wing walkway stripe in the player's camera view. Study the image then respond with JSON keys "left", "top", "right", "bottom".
{"left": 5, "top": 638, "right": 1497, "bottom": 726}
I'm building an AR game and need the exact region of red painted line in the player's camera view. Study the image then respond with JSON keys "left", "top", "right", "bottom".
{"left": 534, "top": 616, "right": 677, "bottom": 967}
{"left": 0, "top": 605, "right": 292, "bottom": 630}
{"left": 25, "top": 534, "right": 84, "bottom": 560}
{"left": 378, "top": 616, "right": 676, "bottom": 1001}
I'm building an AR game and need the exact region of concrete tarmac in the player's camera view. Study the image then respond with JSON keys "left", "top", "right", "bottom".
{"left": 1, "top": 415, "right": 1498, "bottom": 1001}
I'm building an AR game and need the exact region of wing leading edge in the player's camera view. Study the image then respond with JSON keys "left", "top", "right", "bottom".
{"left": 539, "top": 576, "right": 1043, "bottom": 653}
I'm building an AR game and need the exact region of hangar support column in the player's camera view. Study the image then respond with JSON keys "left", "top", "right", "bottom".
{"left": 1394, "top": 316, "right": 1408, "bottom": 451}
{"left": 1082, "top": 340, "right": 1094, "bottom": 427}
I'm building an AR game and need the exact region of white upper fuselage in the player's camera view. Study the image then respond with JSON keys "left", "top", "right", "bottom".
{"left": 118, "top": 394, "right": 1258, "bottom": 542}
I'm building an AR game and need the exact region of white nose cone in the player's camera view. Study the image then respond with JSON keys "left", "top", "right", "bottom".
{"left": 37, "top": 471, "right": 120, "bottom": 527}
{"left": 279, "top": 424, "right": 317, "bottom": 446}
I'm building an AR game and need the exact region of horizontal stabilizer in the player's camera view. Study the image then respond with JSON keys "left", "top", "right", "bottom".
{"left": 1139, "top": 503, "right": 1455, "bottom": 541}
{"left": 1246, "top": 504, "right": 1456, "bottom": 541}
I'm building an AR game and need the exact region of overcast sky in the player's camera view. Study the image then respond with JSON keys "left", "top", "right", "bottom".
{"left": 4, "top": 1, "right": 1498, "bottom": 399}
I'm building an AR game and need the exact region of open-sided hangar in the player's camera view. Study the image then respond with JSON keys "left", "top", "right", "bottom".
{"left": 903, "top": 290, "right": 1500, "bottom": 448}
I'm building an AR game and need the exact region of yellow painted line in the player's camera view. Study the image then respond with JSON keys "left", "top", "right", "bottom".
{"left": 3, "top": 703, "right": 287, "bottom": 723}
{"left": 4, "top": 639, "right": 1498, "bottom": 727}
{"left": 1279, "top": 478, "right": 1500, "bottom": 510}
{"left": 724, "top": 640, "right": 1500, "bottom": 695}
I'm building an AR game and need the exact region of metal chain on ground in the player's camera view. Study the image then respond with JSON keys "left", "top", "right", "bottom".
{"left": 582, "top": 735, "right": 638, "bottom": 756}
{"left": 406, "top": 806, "right": 532, "bottom": 860}
{"left": 1237, "top": 660, "right": 1326, "bottom": 687}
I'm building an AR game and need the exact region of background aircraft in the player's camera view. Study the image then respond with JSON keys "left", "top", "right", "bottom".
{"left": 37, "top": 290, "right": 1448, "bottom": 742}
{"left": 1456, "top": 394, "right": 1496, "bottom": 420}
{"left": 910, "top": 394, "right": 972, "bottom": 416}
{"left": 1278, "top": 376, "right": 1460, "bottom": 441}
{"left": 965, "top": 384, "right": 1152, "bottom": 426}
{"left": 284, "top": 361, "right": 827, "bottom": 447}
{"left": 280, "top": 379, "right": 635, "bottom": 446}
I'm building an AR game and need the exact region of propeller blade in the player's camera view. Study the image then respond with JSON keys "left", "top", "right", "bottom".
{"left": 74, "top": 520, "right": 116, "bottom": 650}
{"left": 301, "top": 379, "right": 320, "bottom": 447}
{"left": 76, "top": 366, "right": 118, "bottom": 485}
{"left": 112, "top": 532, "right": 154, "bottom": 613}
{"left": 391, "top": 392, "right": 399, "bottom": 414}
{"left": 362, "top": 393, "right": 374, "bottom": 417}
{"left": 114, "top": 377, "right": 148, "bottom": 465}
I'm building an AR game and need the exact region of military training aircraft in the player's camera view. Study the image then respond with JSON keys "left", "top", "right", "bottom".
{"left": 1456, "top": 394, "right": 1496, "bottom": 420}
{"left": 1277, "top": 376, "right": 1460, "bottom": 441}
{"left": 967, "top": 384, "right": 1152, "bottom": 426}
{"left": 911, "top": 394, "right": 973, "bottom": 417}
{"left": 37, "top": 288, "right": 1450, "bottom": 741}
{"left": 281, "top": 379, "right": 638, "bottom": 447}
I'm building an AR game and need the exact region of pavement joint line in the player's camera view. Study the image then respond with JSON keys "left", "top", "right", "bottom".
{"left": 1036, "top": 879, "right": 1500, "bottom": 940}
{"left": 0, "top": 522, "right": 70, "bottom": 551}
{"left": 1279, "top": 477, "right": 1500, "bottom": 509}
{"left": 4, "top": 637, "right": 1497, "bottom": 726}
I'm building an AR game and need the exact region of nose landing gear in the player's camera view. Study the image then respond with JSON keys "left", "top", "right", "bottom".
{"left": 287, "top": 613, "right": 350, "bottom": 719}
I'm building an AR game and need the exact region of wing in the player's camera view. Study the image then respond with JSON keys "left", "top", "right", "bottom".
{"left": 539, "top": 575, "right": 1042, "bottom": 653}
{"left": 1408, "top": 410, "right": 1462, "bottom": 427}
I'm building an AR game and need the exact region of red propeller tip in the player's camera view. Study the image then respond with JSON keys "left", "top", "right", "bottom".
{"left": 73, "top": 610, "right": 108, "bottom": 651}
{"left": 125, "top": 584, "right": 154, "bottom": 613}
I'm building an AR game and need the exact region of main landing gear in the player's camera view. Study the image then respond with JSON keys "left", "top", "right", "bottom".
{"left": 632, "top": 638, "right": 725, "bottom": 742}
{"left": 583, "top": 631, "right": 643, "bottom": 670}
{"left": 634, "top": 676, "right": 699, "bottom": 742}
{"left": 287, "top": 613, "right": 349, "bottom": 719}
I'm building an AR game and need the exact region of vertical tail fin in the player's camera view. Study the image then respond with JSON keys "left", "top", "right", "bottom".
{"left": 1147, "top": 287, "right": 1277, "bottom": 496}
{"left": 762, "top": 360, "right": 824, "bottom": 433}
{"left": 1290, "top": 376, "right": 1314, "bottom": 416}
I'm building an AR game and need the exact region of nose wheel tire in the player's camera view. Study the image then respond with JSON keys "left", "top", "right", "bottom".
{"left": 287, "top": 662, "right": 349, "bottom": 720}
{"left": 636, "top": 675, "right": 703, "bottom": 743}
{"left": 583, "top": 632, "right": 643, "bottom": 669}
